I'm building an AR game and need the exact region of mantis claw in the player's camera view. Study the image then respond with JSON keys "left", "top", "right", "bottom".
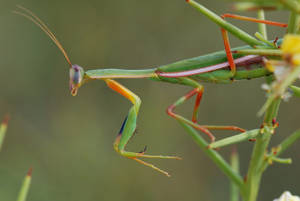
{"left": 138, "top": 145, "right": 148, "bottom": 154}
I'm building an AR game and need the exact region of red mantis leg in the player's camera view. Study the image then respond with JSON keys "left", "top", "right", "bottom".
{"left": 166, "top": 78, "right": 245, "bottom": 142}
{"left": 220, "top": 14, "right": 287, "bottom": 74}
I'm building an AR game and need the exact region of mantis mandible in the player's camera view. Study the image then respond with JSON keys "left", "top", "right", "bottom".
{"left": 14, "top": 0, "right": 288, "bottom": 176}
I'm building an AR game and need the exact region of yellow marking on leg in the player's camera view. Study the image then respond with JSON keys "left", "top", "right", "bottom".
{"left": 105, "top": 79, "right": 137, "bottom": 104}
{"left": 113, "top": 135, "right": 121, "bottom": 152}
{"left": 132, "top": 158, "right": 171, "bottom": 177}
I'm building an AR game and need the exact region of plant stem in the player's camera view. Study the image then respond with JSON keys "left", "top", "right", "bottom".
{"left": 257, "top": 9, "right": 267, "bottom": 40}
{"left": 287, "top": 2, "right": 300, "bottom": 34}
{"left": 230, "top": 148, "right": 240, "bottom": 201}
{"left": 235, "top": 49, "right": 282, "bottom": 57}
{"left": 260, "top": 129, "right": 300, "bottom": 171}
{"left": 282, "top": 0, "right": 300, "bottom": 15}
{"left": 243, "top": 98, "right": 281, "bottom": 201}
{"left": 178, "top": 121, "right": 244, "bottom": 188}
{"left": 17, "top": 168, "right": 32, "bottom": 201}
{"left": 0, "top": 115, "right": 9, "bottom": 152}
{"left": 209, "top": 129, "right": 260, "bottom": 149}
{"left": 277, "top": 129, "right": 300, "bottom": 154}
{"left": 187, "top": 0, "right": 263, "bottom": 46}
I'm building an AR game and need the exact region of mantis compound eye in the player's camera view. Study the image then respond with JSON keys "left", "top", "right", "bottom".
{"left": 69, "top": 64, "right": 85, "bottom": 96}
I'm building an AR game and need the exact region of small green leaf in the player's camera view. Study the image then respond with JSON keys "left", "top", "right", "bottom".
{"left": 209, "top": 129, "right": 260, "bottom": 149}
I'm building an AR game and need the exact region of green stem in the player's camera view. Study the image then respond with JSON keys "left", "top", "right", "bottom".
{"left": 260, "top": 129, "right": 300, "bottom": 171}
{"left": 287, "top": 2, "right": 300, "bottom": 34}
{"left": 281, "top": 0, "right": 300, "bottom": 14}
{"left": 254, "top": 32, "right": 274, "bottom": 48}
{"left": 230, "top": 149, "right": 240, "bottom": 201}
{"left": 257, "top": 9, "right": 267, "bottom": 40}
{"left": 0, "top": 116, "right": 9, "bottom": 152}
{"left": 277, "top": 129, "right": 300, "bottom": 155}
{"left": 17, "top": 168, "right": 32, "bottom": 201}
{"left": 178, "top": 121, "right": 244, "bottom": 188}
{"left": 235, "top": 49, "right": 282, "bottom": 57}
{"left": 270, "top": 156, "right": 292, "bottom": 164}
{"left": 258, "top": 66, "right": 300, "bottom": 116}
{"left": 187, "top": 0, "right": 264, "bottom": 46}
{"left": 209, "top": 129, "right": 260, "bottom": 149}
{"left": 288, "top": 12, "right": 298, "bottom": 33}
{"left": 243, "top": 98, "right": 281, "bottom": 201}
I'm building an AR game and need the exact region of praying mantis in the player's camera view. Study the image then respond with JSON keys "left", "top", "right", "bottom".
{"left": 15, "top": 0, "right": 290, "bottom": 177}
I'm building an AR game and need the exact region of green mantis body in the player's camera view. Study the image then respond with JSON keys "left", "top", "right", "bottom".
{"left": 15, "top": 0, "right": 288, "bottom": 176}
{"left": 83, "top": 48, "right": 270, "bottom": 84}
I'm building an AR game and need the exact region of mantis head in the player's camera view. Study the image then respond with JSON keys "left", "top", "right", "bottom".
{"left": 69, "top": 65, "right": 85, "bottom": 96}
{"left": 14, "top": 6, "right": 83, "bottom": 96}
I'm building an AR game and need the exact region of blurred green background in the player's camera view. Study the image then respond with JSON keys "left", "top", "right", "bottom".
{"left": 0, "top": 0, "right": 299, "bottom": 200}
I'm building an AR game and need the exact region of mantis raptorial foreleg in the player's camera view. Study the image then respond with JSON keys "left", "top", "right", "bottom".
{"left": 166, "top": 78, "right": 245, "bottom": 142}
{"left": 105, "top": 79, "right": 181, "bottom": 177}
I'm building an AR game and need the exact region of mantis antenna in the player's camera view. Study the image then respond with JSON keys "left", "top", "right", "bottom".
{"left": 13, "top": 5, "right": 72, "bottom": 67}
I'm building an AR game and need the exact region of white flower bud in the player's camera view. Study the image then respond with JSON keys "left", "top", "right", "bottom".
{"left": 274, "top": 191, "right": 300, "bottom": 201}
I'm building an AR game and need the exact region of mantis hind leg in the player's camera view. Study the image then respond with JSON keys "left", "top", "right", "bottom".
{"left": 186, "top": 0, "right": 287, "bottom": 75}
{"left": 105, "top": 79, "right": 181, "bottom": 177}
{"left": 220, "top": 13, "right": 287, "bottom": 75}
{"left": 166, "top": 77, "right": 245, "bottom": 142}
